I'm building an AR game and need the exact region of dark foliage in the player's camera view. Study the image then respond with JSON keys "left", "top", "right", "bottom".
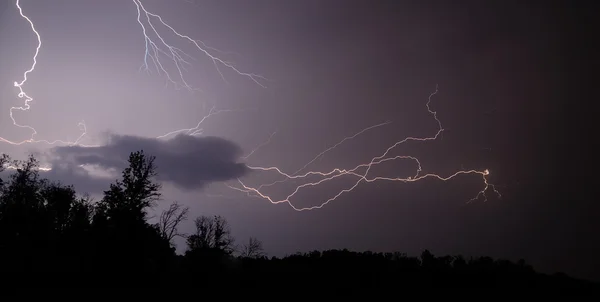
{"left": 0, "top": 151, "right": 597, "bottom": 291}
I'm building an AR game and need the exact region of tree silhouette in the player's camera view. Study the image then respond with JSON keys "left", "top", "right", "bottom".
{"left": 0, "top": 151, "right": 597, "bottom": 290}
{"left": 0, "top": 154, "right": 9, "bottom": 187}
{"left": 183, "top": 215, "right": 236, "bottom": 275}
{"left": 186, "top": 215, "right": 235, "bottom": 255}
{"left": 158, "top": 201, "right": 189, "bottom": 246}
{"left": 96, "top": 150, "right": 161, "bottom": 224}
{"left": 88, "top": 150, "right": 171, "bottom": 272}
{"left": 0, "top": 155, "right": 95, "bottom": 271}
{"left": 240, "top": 237, "right": 265, "bottom": 259}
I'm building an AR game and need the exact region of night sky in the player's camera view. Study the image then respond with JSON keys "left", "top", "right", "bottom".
{"left": 1, "top": 0, "right": 598, "bottom": 280}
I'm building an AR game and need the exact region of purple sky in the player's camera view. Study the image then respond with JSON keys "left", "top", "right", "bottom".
{"left": 1, "top": 0, "right": 598, "bottom": 280}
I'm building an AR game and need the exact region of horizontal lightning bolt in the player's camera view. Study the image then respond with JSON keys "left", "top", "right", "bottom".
{"left": 228, "top": 86, "right": 501, "bottom": 211}
{"left": 2, "top": 2, "right": 500, "bottom": 214}
{"left": 252, "top": 121, "right": 392, "bottom": 191}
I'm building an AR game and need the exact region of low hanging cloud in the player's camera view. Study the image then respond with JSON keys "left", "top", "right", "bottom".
{"left": 43, "top": 134, "right": 249, "bottom": 193}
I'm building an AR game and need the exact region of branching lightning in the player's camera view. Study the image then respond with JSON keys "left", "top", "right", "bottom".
{"left": 132, "top": 0, "right": 267, "bottom": 90}
{"left": 292, "top": 121, "right": 392, "bottom": 176}
{"left": 156, "top": 105, "right": 239, "bottom": 139}
{"left": 2, "top": 1, "right": 501, "bottom": 213}
{"left": 227, "top": 86, "right": 501, "bottom": 211}
{"left": 2, "top": 0, "right": 265, "bottom": 147}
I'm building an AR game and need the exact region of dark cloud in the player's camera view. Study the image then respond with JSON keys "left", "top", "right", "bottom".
{"left": 45, "top": 134, "right": 249, "bottom": 193}
{"left": 42, "top": 163, "right": 110, "bottom": 195}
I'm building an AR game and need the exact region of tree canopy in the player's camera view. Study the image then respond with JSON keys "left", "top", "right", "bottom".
{"left": 0, "top": 151, "right": 596, "bottom": 291}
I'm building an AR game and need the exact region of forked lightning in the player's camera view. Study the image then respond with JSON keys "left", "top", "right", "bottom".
{"left": 2, "top": 0, "right": 500, "bottom": 212}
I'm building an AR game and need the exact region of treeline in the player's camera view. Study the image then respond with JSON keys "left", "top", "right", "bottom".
{"left": 0, "top": 151, "right": 597, "bottom": 290}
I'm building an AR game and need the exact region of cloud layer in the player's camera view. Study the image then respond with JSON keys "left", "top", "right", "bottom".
{"left": 43, "top": 134, "right": 249, "bottom": 193}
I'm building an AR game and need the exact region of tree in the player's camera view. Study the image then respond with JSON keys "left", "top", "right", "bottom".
{"left": 0, "top": 154, "right": 94, "bottom": 271}
{"left": 0, "top": 153, "right": 8, "bottom": 168}
{"left": 240, "top": 237, "right": 265, "bottom": 259}
{"left": 121, "top": 150, "right": 161, "bottom": 209}
{"left": 65, "top": 194, "right": 94, "bottom": 232}
{"left": 186, "top": 215, "right": 235, "bottom": 255}
{"left": 40, "top": 180, "right": 78, "bottom": 234}
{"left": 0, "top": 155, "right": 45, "bottom": 239}
{"left": 187, "top": 215, "right": 215, "bottom": 251}
{"left": 0, "top": 154, "right": 9, "bottom": 187}
{"left": 157, "top": 201, "right": 189, "bottom": 246}
{"left": 90, "top": 150, "right": 170, "bottom": 272}
{"left": 212, "top": 215, "right": 234, "bottom": 253}
{"left": 95, "top": 150, "right": 161, "bottom": 224}
{"left": 1, "top": 155, "right": 43, "bottom": 208}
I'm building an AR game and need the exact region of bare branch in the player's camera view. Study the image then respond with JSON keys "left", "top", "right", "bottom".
{"left": 158, "top": 201, "right": 189, "bottom": 245}
{"left": 240, "top": 237, "right": 265, "bottom": 258}
{"left": 187, "top": 215, "right": 235, "bottom": 254}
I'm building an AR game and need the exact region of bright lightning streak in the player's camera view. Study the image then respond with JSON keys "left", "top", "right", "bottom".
{"left": 0, "top": 0, "right": 89, "bottom": 147}
{"left": 3, "top": 2, "right": 500, "bottom": 214}
{"left": 3, "top": 0, "right": 264, "bottom": 147}
{"left": 292, "top": 121, "right": 392, "bottom": 176}
{"left": 132, "top": 0, "right": 267, "bottom": 90}
{"left": 254, "top": 121, "right": 392, "bottom": 190}
{"left": 229, "top": 86, "right": 501, "bottom": 211}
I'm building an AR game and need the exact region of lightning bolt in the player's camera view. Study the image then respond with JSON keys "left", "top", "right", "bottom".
{"left": 252, "top": 121, "right": 391, "bottom": 191}
{"left": 2, "top": 0, "right": 266, "bottom": 147}
{"left": 132, "top": 0, "right": 267, "bottom": 91}
{"left": 228, "top": 86, "right": 501, "bottom": 211}
{"left": 241, "top": 131, "right": 277, "bottom": 161}
{"left": 2, "top": 1, "right": 500, "bottom": 214}
{"left": 156, "top": 105, "right": 239, "bottom": 139}
{"left": 0, "top": 0, "right": 89, "bottom": 147}
{"left": 292, "top": 121, "right": 392, "bottom": 176}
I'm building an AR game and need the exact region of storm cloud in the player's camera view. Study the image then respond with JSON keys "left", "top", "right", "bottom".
{"left": 46, "top": 134, "right": 249, "bottom": 193}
